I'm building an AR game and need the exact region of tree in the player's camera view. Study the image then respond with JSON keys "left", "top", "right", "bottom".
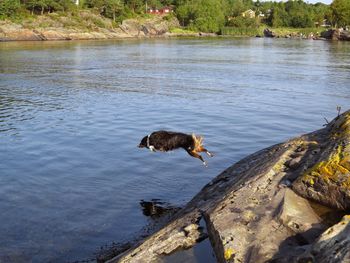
{"left": 330, "top": 0, "right": 350, "bottom": 27}
{"left": 285, "top": 0, "right": 313, "bottom": 27}
{"left": 227, "top": 16, "right": 259, "bottom": 28}
{"left": 175, "top": 0, "right": 226, "bottom": 32}
{"left": 312, "top": 3, "right": 331, "bottom": 27}
{"left": 25, "top": 0, "right": 48, "bottom": 15}
{"left": 105, "top": 0, "right": 123, "bottom": 21}
{"left": 0, "top": 0, "right": 21, "bottom": 18}
{"left": 268, "top": 4, "right": 288, "bottom": 27}
{"left": 227, "top": 0, "right": 246, "bottom": 17}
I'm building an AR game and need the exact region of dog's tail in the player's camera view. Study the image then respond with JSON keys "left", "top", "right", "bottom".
{"left": 192, "top": 133, "right": 204, "bottom": 152}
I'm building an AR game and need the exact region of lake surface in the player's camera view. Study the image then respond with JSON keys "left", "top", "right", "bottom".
{"left": 0, "top": 38, "right": 349, "bottom": 262}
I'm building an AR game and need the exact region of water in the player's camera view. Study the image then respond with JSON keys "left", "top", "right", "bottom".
{"left": 0, "top": 38, "right": 349, "bottom": 262}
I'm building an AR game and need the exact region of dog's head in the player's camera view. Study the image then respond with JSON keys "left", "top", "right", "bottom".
{"left": 138, "top": 136, "right": 148, "bottom": 148}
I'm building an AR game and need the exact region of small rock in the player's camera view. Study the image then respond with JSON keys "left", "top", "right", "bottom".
{"left": 263, "top": 28, "right": 276, "bottom": 38}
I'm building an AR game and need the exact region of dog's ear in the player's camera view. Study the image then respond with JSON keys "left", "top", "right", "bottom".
{"left": 138, "top": 136, "right": 148, "bottom": 148}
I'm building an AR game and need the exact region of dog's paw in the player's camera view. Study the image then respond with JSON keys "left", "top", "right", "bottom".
{"left": 207, "top": 151, "right": 214, "bottom": 157}
{"left": 149, "top": 146, "right": 156, "bottom": 152}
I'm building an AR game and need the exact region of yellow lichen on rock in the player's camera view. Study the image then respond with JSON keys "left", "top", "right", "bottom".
{"left": 224, "top": 248, "right": 234, "bottom": 261}
{"left": 302, "top": 144, "right": 350, "bottom": 187}
{"left": 332, "top": 112, "right": 350, "bottom": 138}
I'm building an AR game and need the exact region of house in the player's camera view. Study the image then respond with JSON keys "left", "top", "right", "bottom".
{"left": 257, "top": 11, "right": 265, "bottom": 18}
{"left": 241, "top": 9, "right": 255, "bottom": 18}
{"left": 314, "top": 19, "right": 331, "bottom": 28}
{"left": 147, "top": 6, "right": 173, "bottom": 15}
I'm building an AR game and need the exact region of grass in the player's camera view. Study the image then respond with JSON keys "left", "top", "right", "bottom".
{"left": 169, "top": 27, "right": 198, "bottom": 34}
{"left": 270, "top": 27, "right": 322, "bottom": 36}
{"left": 221, "top": 25, "right": 322, "bottom": 37}
{"left": 221, "top": 26, "right": 262, "bottom": 36}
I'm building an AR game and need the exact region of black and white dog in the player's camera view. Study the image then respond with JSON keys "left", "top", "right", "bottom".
{"left": 138, "top": 130, "right": 213, "bottom": 166}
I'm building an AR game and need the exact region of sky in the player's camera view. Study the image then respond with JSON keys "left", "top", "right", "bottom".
{"left": 259, "top": 0, "right": 332, "bottom": 4}
{"left": 305, "top": 0, "right": 332, "bottom": 4}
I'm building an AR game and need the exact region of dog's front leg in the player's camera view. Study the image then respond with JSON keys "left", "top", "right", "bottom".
{"left": 186, "top": 150, "right": 207, "bottom": 166}
{"left": 199, "top": 147, "right": 214, "bottom": 157}
{"left": 149, "top": 145, "right": 156, "bottom": 152}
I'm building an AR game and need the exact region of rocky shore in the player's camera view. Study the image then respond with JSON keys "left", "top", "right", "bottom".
{"left": 263, "top": 27, "right": 350, "bottom": 41}
{"left": 0, "top": 13, "right": 213, "bottom": 42}
{"left": 106, "top": 110, "right": 350, "bottom": 263}
{"left": 1, "top": 12, "right": 349, "bottom": 42}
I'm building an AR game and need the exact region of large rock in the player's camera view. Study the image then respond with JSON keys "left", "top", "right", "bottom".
{"left": 293, "top": 112, "right": 350, "bottom": 210}
{"left": 0, "top": 22, "right": 42, "bottom": 41}
{"left": 301, "top": 215, "right": 350, "bottom": 262}
{"left": 106, "top": 110, "right": 350, "bottom": 263}
{"left": 120, "top": 17, "right": 180, "bottom": 37}
{"left": 321, "top": 29, "right": 350, "bottom": 41}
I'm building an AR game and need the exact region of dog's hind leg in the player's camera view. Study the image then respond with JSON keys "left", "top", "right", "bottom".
{"left": 186, "top": 150, "right": 207, "bottom": 166}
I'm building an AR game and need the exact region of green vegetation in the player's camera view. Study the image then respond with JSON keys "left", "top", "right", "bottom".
{"left": 330, "top": 0, "right": 350, "bottom": 27}
{"left": 0, "top": 0, "right": 349, "bottom": 34}
{"left": 169, "top": 27, "right": 197, "bottom": 34}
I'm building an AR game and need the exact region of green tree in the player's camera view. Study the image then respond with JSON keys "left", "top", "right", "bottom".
{"left": 123, "top": 0, "right": 143, "bottom": 12}
{"left": 175, "top": 0, "right": 226, "bottom": 32}
{"left": 268, "top": 4, "right": 288, "bottom": 27}
{"left": 330, "top": 0, "right": 350, "bottom": 27}
{"left": 57, "top": 0, "right": 75, "bottom": 11}
{"left": 26, "top": 0, "right": 48, "bottom": 14}
{"left": 105, "top": 0, "right": 123, "bottom": 21}
{"left": 227, "top": 0, "right": 246, "bottom": 17}
{"left": 175, "top": 4, "right": 192, "bottom": 26}
{"left": 312, "top": 3, "right": 330, "bottom": 27}
{"left": 0, "top": 0, "right": 21, "bottom": 18}
{"left": 285, "top": 0, "right": 313, "bottom": 27}
{"left": 227, "top": 16, "right": 259, "bottom": 28}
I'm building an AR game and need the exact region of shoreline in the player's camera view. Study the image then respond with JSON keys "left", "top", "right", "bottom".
{"left": 0, "top": 15, "right": 218, "bottom": 42}
{"left": 1, "top": 16, "right": 348, "bottom": 43}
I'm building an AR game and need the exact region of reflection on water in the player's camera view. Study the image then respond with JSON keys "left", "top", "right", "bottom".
{"left": 0, "top": 38, "right": 350, "bottom": 262}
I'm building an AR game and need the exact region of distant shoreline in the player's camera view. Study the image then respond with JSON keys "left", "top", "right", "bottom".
{"left": 1, "top": 17, "right": 348, "bottom": 42}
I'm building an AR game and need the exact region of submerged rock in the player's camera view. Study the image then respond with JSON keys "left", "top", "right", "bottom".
{"left": 107, "top": 110, "right": 350, "bottom": 263}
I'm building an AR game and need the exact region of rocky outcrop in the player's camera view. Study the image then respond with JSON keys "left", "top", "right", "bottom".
{"left": 0, "top": 22, "right": 42, "bottom": 41}
{"left": 263, "top": 28, "right": 276, "bottom": 37}
{"left": 293, "top": 112, "right": 350, "bottom": 210}
{"left": 0, "top": 15, "right": 180, "bottom": 41}
{"left": 301, "top": 215, "right": 350, "bottom": 262}
{"left": 263, "top": 28, "right": 276, "bottom": 38}
{"left": 321, "top": 29, "right": 350, "bottom": 41}
{"left": 106, "top": 110, "right": 350, "bottom": 263}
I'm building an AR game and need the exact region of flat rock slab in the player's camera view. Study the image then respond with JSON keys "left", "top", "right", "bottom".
{"left": 279, "top": 189, "right": 325, "bottom": 243}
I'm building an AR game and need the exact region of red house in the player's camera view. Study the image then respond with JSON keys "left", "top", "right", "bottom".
{"left": 147, "top": 6, "right": 173, "bottom": 15}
